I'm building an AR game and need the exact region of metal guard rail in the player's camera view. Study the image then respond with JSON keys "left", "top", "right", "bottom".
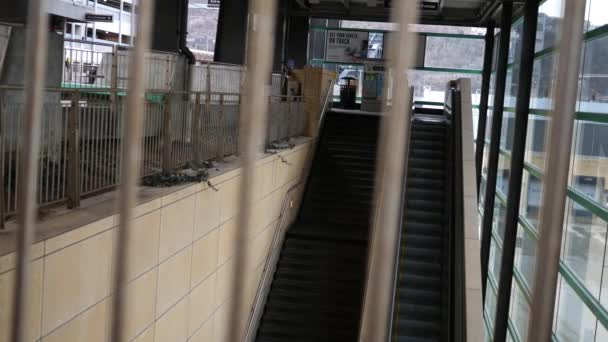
{"left": 445, "top": 83, "right": 467, "bottom": 342}
{"left": 243, "top": 79, "right": 335, "bottom": 342}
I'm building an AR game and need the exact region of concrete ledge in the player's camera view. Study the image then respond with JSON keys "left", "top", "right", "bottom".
{"left": 0, "top": 136, "right": 312, "bottom": 263}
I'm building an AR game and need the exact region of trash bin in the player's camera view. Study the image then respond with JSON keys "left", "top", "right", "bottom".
{"left": 339, "top": 77, "right": 357, "bottom": 109}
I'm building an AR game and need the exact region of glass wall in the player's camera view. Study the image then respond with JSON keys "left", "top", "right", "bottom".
{"left": 481, "top": 0, "right": 608, "bottom": 340}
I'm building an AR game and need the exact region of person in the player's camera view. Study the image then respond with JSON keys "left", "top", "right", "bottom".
{"left": 591, "top": 88, "right": 598, "bottom": 101}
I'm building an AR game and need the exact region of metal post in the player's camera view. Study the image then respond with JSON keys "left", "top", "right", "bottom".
{"left": 476, "top": 21, "right": 495, "bottom": 195}
{"left": 359, "top": 0, "right": 419, "bottom": 341}
{"left": 109, "top": 0, "right": 155, "bottom": 341}
{"left": 10, "top": 0, "right": 49, "bottom": 341}
{"left": 206, "top": 62, "right": 212, "bottom": 96}
{"left": 286, "top": 96, "right": 291, "bottom": 139}
{"left": 0, "top": 94, "right": 4, "bottom": 230}
{"left": 493, "top": 1, "right": 539, "bottom": 341}
{"left": 527, "top": 0, "right": 586, "bottom": 340}
{"left": 218, "top": 93, "right": 225, "bottom": 158}
{"left": 231, "top": 0, "right": 278, "bottom": 340}
{"left": 480, "top": 1, "right": 513, "bottom": 302}
{"left": 192, "top": 93, "right": 202, "bottom": 165}
{"left": 112, "top": 45, "right": 119, "bottom": 92}
{"left": 161, "top": 93, "right": 173, "bottom": 172}
{"left": 67, "top": 91, "right": 82, "bottom": 209}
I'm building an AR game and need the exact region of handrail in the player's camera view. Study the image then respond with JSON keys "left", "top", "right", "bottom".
{"left": 242, "top": 79, "right": 335, "bottom": 342}
{"left": 385, "top": 103, "right": 414, "bottom": 342}
{"left": 448, "top": 86, "right": 467, "bottom": 342}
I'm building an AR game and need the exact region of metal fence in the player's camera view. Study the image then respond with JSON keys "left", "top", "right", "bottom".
{"left": 0, "top": 86, "right": 307, "bottom": 221}
{"left": 63, "top": 40, "right": 179, "bottom": 90}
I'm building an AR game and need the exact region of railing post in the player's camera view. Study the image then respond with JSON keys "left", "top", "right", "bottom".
{"left": 206, "top": 62, "right": 212, "bottom": 96}
{"left": 0, "top": 94, "right": 4, "bottom": 230}
{"left": 161, "top": 93, "right": 173, "bottom": 172}
{"left": 286, "top": 96, "right": 292, "bottom": 140}
{"left": 111, "top": 45, "right": 119, "bottom": 92}
{"left": 192, "top": 93, "right": 202, "bottom": 166}
{"left": 218, "top": 94, "right": 225, "bottom": 158}
{"left": 67, "top": 91, "right": 81, "bottom": 209}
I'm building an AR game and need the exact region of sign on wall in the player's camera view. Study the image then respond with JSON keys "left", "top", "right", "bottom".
{"left": 325, "top": 30, "right": 370, "bottom": 63}
{"left": 85, "top": 13, "right": 113, "bottom": 22}
{"left": 208, "top": 0, "right": 221, "bottom": 7}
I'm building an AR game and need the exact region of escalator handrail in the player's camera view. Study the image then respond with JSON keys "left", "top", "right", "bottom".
{"left": 242, "top": 79, "right": 335, "bottom": 342}
{"left": 386, "top": 105, "right": 415, "bottom": 342}
{"left": 445, "top": 84, "right": 467, "bottom": 342}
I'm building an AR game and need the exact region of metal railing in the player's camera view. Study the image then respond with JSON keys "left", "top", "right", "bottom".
{"left": 0, "top": 86, "right": 307, "bottom": 225}
{"left": 63, "top": 40, "right": 180, "bottom": 90}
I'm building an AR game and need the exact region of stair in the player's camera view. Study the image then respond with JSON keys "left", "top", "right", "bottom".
{"left": 393, "top": 119, "right": 449, "bottom": 342}
{"left": 255, "top": 111, "right": 380, "bottom": 342}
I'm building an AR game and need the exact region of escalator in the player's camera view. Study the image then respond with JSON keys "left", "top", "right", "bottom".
{"left": 254, "top": 111, "right": 380, "bottom": 342}
{"left": 393, "top": 117, "right": 450, "bottom": 342}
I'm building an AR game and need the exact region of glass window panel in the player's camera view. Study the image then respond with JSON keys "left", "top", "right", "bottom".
{"left": 497, "top": 155, "right": 511, "bottom": 197}
{"left": 473, "top": 108, "right": 480, "bottom": 138}
{"left": 520, "top": 170, "right": 543, "bottom": 227}
{"left": 508, "top": 21, "right": 524, "bottom": 65}
{"left": 492, "top": 195, "right": 507, "bottom": 243}
{"left": 535, "top": 0, "right": 563, "bottom": 52}
{"left": 570, "top": 120, "right": 608, "bottom": 210}
{"left": 503, "top": 69, "right": 517, "bottom": 109}
{"left": 485, "top": 281, "right": 498, "bottom": 330}
{"left": 424, "top": 36, "right": 485, "bottom": 70}
{"left": 509, "top": 281, "right": 530, "bottom": 340}
{"left": 367, "top": 32, "right": 384, "bottom": 59}
{"left": 578, "top": 35, "right": 608, "bottom": 113}
{"left": 587, "top": 0, "right": 608, "bottom": 32}
{"left": 562, "top": 198, "right": 608, "bottom": 299}
{"left": 530, "top": 55, "right": 557, "bottom": 111}
{"left": 480, "top": 174, "right": 488, "bottom": 210}
{"left": 524, "top": 114, "right": 550, "bottom": 171}
{"left": 500, "top": 111, "right": 515, "bottom": 153}
{"left": 555, "top": 275, "right": 598, "bottom": 341}
{"left": 514, "top": 223, "right": 537, "bottom": 288}
{"left": 489, "top": 239, "right": 503, "bottom": 285}
{"left": 595, "top": 322, "right": 608, "bottom": 342}
{"left": 409, "top": 70, "right": 482, "bottom": 103}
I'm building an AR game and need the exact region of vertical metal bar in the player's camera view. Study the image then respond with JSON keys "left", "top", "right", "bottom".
{"left": 493, "top": 1, "right": 540, "bottom": 341}
{"left": 192, "top": 93, "right": 202, "bottom": 165}
{"left": 359, "top": 1, "right": 419, "bottom": 341}
{"left": 527, "top": 0, "right": 586, "bottom": 340}
{"left": 286, "top": 96, "right": 291, "bottom": 140}
{"left": 219, "top": 94, "right": 225, "bottom": 158}
{"left": 0, "top": 94, "right": 4, "bottom": 229}
{"left": 480, "top": 1, "right": 513, "bottom": 302}
{"left": 11, "top": 0, "right": 49, "bottom": 341}
{"left": 476, "top": 21, "right": 495, "bottom": 195}
{"left": 231, "top": 1, "right": 278, "bottom": 340}
{"left": 161, "top": 93, "right": 173, "bottom": 172}
{"left": 0, "top": 93, "right": 4, "bottom": 231}
{"left": 67, "top": 91, "right": 81, "bottom": 208}
{"left": 109, "top": 0, "right": 155, "bottom": 341}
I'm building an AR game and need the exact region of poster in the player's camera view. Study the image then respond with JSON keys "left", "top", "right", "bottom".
{"left": 325, "top": 30, "right": 369, "bottom": 63}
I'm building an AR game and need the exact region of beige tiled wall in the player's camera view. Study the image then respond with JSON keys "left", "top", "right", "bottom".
{"left": 0, "top": 141, "right": 311, "bottom": 342}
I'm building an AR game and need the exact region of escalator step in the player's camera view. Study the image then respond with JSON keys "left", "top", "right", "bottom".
{"left": 399, "top": 288, "right": 441, "bottom": 305}
{"left": 396, "top": 319, "right": 441, "bottom": 336}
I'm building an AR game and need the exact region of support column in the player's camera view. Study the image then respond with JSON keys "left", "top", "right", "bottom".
{"left": 480, "top": 1, "right": 513, "bottom": 302}
{"left": 476, "top": 21, "right": 495, "bottom": 195}
{"left": 214, "top": 0, "right": 249, "bottom": 65}
{"left": 493, "top": 1, "right": 539, "bottom": 341}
